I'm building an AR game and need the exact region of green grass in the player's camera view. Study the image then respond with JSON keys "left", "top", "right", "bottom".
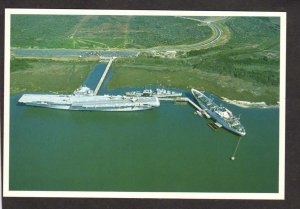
{"left": 185, "top": 17, "right": 280, "bottom": 86}
{"left": 10, "top": 58, "right": 97, "bottom": 95}
{"left": 109, "top": 55, "right": 279, "bottom": 104}
{"left": 10, "top": 58, "right": 31, "bottom": 72}
{"left": 127, "top": 16, "right": 212, "bottom": 48}
{"left": 11, "top": 15, "right": 82, "bottom": 49}
{"left": 11, "top": 15, "right": 212, "bottom": 49}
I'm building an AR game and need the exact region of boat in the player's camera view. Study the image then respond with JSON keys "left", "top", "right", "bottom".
{"left": 125, "top": 87, "right": 182, "bottom": 98}
{"left": 191, "top": 88, "right": 246, "bottom": 136}
{"left": 18, "top": 86, "right": 160, "bottom": 111}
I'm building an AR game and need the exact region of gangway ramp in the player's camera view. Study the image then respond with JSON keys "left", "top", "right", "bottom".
{"left": 180, "top": 97, "right": 203, "bottom": 112}
{"left": 160, "top": 96, "right": 209, "bottom": 116}
{"left": 177, "top": 97, "right": 211, "bottom": 118}
{"left": 94, "top": 57, "right": 115, "bottom": 95}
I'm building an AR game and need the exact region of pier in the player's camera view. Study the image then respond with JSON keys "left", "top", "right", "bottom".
{"left": 159, "top": 97, "right": 201, "bottom": 109}
{"left": 160, "top": 97, "right": 211, "bottom": 118}
{"left": 184, "top": 98, "right": 211, "bottom": 118}
{"left": 94, "top": 57, "right": 115, "bottom": 95}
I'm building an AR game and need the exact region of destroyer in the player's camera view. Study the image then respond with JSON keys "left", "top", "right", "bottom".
{"left": 191, "top": 88, "right": 246, "bottom": 136}
{"left": 18, "top": 86, "right": 160, "bottom": 111}
{"left": 126, "top": 88, "right": 182, "bottom": 98}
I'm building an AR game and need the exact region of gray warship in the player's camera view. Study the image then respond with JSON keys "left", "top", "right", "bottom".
{"left": 191, "top": 88, "right": 246, "bottom": 136}
{"left": 126, "top": 88, "right": 182, "bottom": 98}
{"left": 18, "top": 86, "right": 160, "bottom": 111}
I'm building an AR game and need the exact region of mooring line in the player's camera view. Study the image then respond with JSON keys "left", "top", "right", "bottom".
{"left": 230, "top": 137, "right": 242, "bottom": 161}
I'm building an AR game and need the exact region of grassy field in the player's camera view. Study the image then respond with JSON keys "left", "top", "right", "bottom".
{"left": 11, "top": 15, "right": 82, "bottom": 49}
{"left": 11, "top": 15, "right": 212, "bottom": 49}
{"left": 186, "top": 17, "right": 280, "bottom": 85}
{"left": 10, "top": 58, "right": 98, "bottom": 94}
{"left": 109, "top": 55, "right": 278, "bottom": 104}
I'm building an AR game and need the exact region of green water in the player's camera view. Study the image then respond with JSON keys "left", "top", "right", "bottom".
{"left": 9, "top": 94, "right": 279, "bottom": 193}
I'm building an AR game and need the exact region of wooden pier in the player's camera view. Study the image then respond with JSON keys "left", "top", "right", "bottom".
{"left": 94, "top": 57, "right": 115, "bottom": 95}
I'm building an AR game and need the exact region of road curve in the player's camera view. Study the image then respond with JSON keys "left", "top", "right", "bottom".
{"left": 145, "top": 16, "right": 224, "bottom": 51}
{"left": 12, "top": 16, "right": 226, "bottom": 57}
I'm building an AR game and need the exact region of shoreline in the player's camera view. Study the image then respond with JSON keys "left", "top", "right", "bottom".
{"left": 221, "top": 97, "right": 279, "bottom": 109}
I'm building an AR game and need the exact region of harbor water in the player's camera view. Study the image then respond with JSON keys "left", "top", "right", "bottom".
{"left": 9, "top": 98, "right": 279, "bottom": 193}
{"left": 8, "top": 64, "right": 280, "bottom": 193}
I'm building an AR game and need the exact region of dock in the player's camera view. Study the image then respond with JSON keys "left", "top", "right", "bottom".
{"left": 178, "top": 97, "right": 211, "bottom": 118}
{"left": 94, "top": 57, "right": 115, "bottom": 95}
{"left": 159, "top": 97, "right": 200, "bottom": 109}
{"left": 159, "top": 97, "right": 211, "bottom": 118}
{"left": 183, "top": 97, "right": 202, "bottom": 111}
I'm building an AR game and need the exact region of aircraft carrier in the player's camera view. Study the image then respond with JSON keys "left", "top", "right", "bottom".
{"left": 18, "top": 86, "right": 160, "bottom": 111}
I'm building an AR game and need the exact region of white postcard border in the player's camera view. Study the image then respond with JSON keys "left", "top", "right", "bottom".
{"left": 3, "top": 9, "right": 286, "bottom": 200}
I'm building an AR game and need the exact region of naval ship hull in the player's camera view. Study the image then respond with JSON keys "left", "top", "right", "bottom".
{"left": 126, "top": 88, "right": 182, "bottom": 98}
{"left": 18, "top": 94, "right": 160, "bottom": 111}
{"left": 205, "top": 109, "right": 245, "bottom": 136}
{"left": 191, "top": 89, "right": 246, "bottom": 136}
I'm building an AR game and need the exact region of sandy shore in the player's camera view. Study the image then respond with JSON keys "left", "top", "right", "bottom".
{"left": 221, "top": 97, "right": 279, "bottom": 108}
